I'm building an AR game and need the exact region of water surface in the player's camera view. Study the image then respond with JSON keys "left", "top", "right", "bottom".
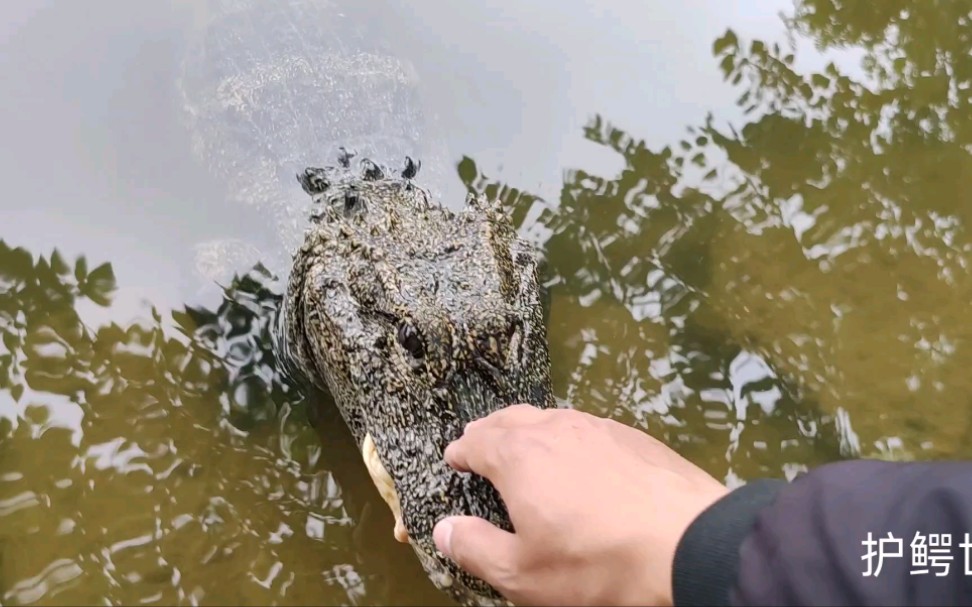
{"left": 3, "top": 0, "right": 972, "bottom": 604}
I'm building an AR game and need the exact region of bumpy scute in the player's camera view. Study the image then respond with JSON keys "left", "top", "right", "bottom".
{"left": 278, "top": 150, "right": 554, "bottom": 607}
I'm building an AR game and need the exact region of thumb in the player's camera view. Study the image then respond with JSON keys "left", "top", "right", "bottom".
{"left": 433, "top": 516, "right": 520, "bottom": 589}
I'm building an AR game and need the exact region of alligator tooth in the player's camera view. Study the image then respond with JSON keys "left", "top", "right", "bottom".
{"left": 435, "top": 572, "right": 454, "bottom": 589}
{"left": 362, "top": 433, "right": 410, "bottom": 544}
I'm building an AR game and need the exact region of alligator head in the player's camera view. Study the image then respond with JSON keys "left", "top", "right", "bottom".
{"left": 278, "top": 149, "right": 554, "bottom": 606}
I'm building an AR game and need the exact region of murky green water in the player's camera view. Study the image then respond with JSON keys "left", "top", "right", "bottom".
{"left": 3, "top": 0, "right": 972, "bottom": 604}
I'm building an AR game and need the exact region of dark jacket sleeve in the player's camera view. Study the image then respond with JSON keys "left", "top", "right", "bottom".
{"left": 672, "top": 459, "right": 972, "bottom": 606}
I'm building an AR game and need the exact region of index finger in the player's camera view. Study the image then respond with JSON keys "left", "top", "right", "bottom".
{"left": 443, "top": 404, "right": 548, "bottom": 482}
{"left": 463, "top": 403, "right": 547, "bottom": 434}
{"left": 443, "top": 425, "right": 511, "bottom": 480}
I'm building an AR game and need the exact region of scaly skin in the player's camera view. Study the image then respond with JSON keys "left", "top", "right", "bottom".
{"left": 276, "top": 149, "right": 555, "bottom": 606}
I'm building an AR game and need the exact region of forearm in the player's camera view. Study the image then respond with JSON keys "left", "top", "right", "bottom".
{"left": 672, "top": 459, "right": 972, "bottom": 606}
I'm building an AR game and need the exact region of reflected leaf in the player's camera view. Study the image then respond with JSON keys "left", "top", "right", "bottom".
{"left": 50, "top": 249, "right": 71, "bottom": 276}
{"left": 74, "top": 256, "right": 87, "bottom": 283}
{"left": 80, "top": 263, "right": 116, "bottom": 307}
{"left": 0, "top": 244, "right": 35, "bottom": 292}
{"left": 712, "top": 29, "right": 738, "bottom": 55}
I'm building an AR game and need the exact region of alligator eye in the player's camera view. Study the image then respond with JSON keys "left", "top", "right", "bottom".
{"left": 397, "top": 323, "right": 425, "bottom": 359}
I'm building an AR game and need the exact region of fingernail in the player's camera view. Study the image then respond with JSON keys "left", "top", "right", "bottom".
{"left": 433, "top": 518, "right": 454, "bottom": 557}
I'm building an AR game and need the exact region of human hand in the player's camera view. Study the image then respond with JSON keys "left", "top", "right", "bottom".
{"left": 432, "top": 404, "right": 729, "bottom": 606}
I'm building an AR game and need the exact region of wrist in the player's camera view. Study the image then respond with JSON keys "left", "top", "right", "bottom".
{"left": 617, "top": 485, "right": 730, "bottom": 607}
